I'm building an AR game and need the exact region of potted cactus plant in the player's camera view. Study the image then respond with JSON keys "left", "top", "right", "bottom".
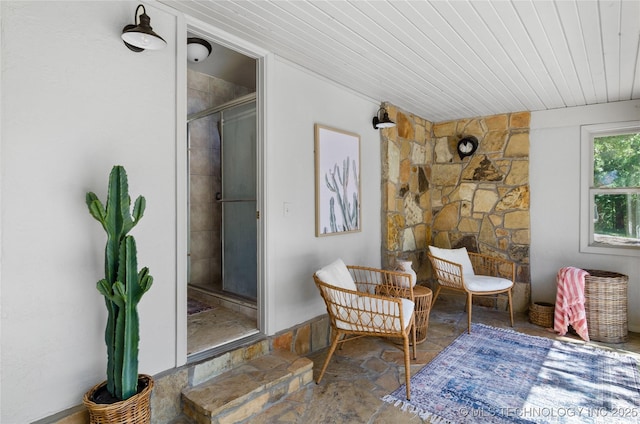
{"left": 82, "top": 165, "right": 154, "bottom": 424}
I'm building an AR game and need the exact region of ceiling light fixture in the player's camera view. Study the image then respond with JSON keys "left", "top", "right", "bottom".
{"left": 187, "top": 38, "right": 213, "bottom": 63}
{"left": 372, "top": 107, "right": 396, "bottom": 129}
{"left": 121, "top": 4, "right": 167, "bottom": 52}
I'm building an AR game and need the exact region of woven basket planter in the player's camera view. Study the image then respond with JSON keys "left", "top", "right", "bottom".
{"left": 529, "top": 302, "right": 554, "bottom": 328}
{"left": 584, "top": 269, "right": 628, "bottom": 343}
{"left": 83, "top": 374, "right": 154, "bottom": 424}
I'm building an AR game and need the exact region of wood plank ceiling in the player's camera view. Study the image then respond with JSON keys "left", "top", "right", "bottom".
{"left": 166, "top": 0, "right": 640, "bottom": 122}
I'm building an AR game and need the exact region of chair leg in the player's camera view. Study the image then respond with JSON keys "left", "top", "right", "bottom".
{"left": 317, "top": 330, "right": 341, "bottom": 384}
{"left": 467, "top": 292, "right": 473, "bottom": 333}
{"left": 411, "top": 317, "right": 417, "bottom": 360}
{"left": 507, "top": 289, "right": 514, "bottom": 327}
{"left": 337, "top": 332, "right": 346, "bottom": 350}
{"left": 403, "top": 333, "right": 411, "bottom": 400}
{"left": 431, "top": 285, "right": 441, "bottom": 307}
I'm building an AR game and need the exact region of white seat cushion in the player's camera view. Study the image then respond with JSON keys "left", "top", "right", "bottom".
{"left": 429, "top": 245, "right": 475, "bottom": 276}
{"left": 316, "top": 259, "right": 357, "bottom": 292}
{"left": 336, "top": 297, "right": 414, "bottom": 333}
{"left": 464, "top": 275, "right": 513, "bottom": 292}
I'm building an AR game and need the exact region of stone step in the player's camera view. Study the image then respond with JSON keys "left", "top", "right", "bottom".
{"left": 181, "top": 350, "right": 313, "bottom": 424}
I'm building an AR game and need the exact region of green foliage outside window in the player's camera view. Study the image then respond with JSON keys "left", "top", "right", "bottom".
{"left": 593, "top": 132, "right": 640, "bottom": 243}
{"left": 593, "top": 133, "right": 640, "bottom": 188}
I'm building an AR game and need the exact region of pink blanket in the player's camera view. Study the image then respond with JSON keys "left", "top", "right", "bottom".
{"left": 554, "top": 267, "right": 590, "bottom": 341}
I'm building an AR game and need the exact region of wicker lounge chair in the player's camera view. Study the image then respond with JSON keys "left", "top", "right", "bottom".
{"left": 428, "top": 246, "right": 514, "bottom": 334}
{"left": 313, "top": 259, "right": 417, "bottom": 400}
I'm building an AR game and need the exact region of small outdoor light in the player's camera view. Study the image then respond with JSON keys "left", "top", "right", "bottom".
{"left": 457, "top": 135, "right": 479, "bottom": 159}
{"left": 187, "top": 38, "right": 213, "bottom": 63}
{"left": 121, "top": 4, "right": 167, "bottom": 52}
{"left": 372, "top": 107, "right": 396, "bottom": 129}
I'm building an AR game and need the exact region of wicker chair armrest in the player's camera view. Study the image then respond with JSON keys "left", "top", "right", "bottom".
{"left": 346, "top": 265, "right": 414, "bottom": 301}
{"left": 314, "top": 277, "right": 412, "bottom": 334}
{"left": 427, "top": 253, "right": 464, "bottom": 290}
{"left": 468, "top": 252, "right": 515, "bottom": 281}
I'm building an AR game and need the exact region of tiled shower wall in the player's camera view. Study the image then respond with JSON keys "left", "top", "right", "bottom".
{"left": 187, "top": 69, "right": 252, "bottom": 292}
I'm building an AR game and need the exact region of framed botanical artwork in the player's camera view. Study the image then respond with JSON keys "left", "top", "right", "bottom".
{"left": 314, "top": 124, "right": 361, "bottom": 236}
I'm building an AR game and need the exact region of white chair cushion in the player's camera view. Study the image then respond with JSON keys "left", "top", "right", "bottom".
{"left": 336, "top": 297, "right": 414, "bottom": 333}
{"left": 464, "top": 275, "right": 513, "bottom": 292}
{"left": 429, "top": 246, "right": 475, "bottom": 276}
{"left": 316, "top": 259, "right": 357, "bottom": 292}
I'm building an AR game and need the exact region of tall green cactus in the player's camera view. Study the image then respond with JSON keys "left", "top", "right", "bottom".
{"left": 86, "top": 166, "right": 153, "bottom": 401}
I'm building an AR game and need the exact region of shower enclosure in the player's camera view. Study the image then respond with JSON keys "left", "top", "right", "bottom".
{"left": 187, "top": 93, "right": 257, "bottom": 302}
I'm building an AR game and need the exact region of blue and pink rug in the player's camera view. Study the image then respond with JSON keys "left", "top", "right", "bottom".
{"left": 383, "top": 323, "right": 640, "bottom": 423}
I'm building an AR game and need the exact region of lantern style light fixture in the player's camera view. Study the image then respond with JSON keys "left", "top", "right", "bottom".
{"left": 372, "top": 107, "right": 396, "bottom": 129}
{"left": 187, "top": 38, "right": 213, "bottom": 63}
{"left": 121, "top": 4, "right": 167, "bottom": 52}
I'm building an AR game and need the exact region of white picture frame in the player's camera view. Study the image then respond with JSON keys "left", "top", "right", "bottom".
{"left": 314, "top": 124, "right": 361, "bottom": 237}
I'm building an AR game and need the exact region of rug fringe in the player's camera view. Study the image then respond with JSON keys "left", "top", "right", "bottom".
{"left": 382, "top": 395, "right": 449, "bottom": 423}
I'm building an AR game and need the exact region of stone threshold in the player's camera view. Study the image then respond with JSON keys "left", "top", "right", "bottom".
{"left": 182, "top": 350, "right": 313, "bottom": 424}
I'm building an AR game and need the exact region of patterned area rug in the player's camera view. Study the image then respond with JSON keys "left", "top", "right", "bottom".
{"left": 187, "top": 298, "right": 213, "bottom": 315}
{"left": 383, "top": 324, "right": 640, "bottom": 423}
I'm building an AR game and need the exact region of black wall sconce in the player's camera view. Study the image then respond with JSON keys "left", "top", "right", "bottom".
{"left": 121, "top": 4, "right": 166, "bottom": 52}
{"left": 457, "top": 136, "right": 479, "bottom": 159}
{"left": 372, "top": 107, "right": 396, "bottom": 129}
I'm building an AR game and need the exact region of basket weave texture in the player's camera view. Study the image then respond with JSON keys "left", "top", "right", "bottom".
{"left": 584, "top": 269, "right": 628, "bottom": 343}
{"left": 529, "top": 302, "right": 554, "bottom": 328}
{"left": 83, "top": 374, "right": 153, "bottom": 424}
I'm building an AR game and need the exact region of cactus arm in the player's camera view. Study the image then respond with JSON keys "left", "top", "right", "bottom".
{"left": 137, "top": 267, "right": 153, "bottom": 299}
{"left": 336, "top": 167, "right": 350, "bottom": 229}
{"left": 350, "top": 159, "right": 359, "bottom": 227}
{"left": 86, "top": 193, "right": 108, "bottom": 231}
{"left": 108, "top": 167, "right": 132, "bottom": 237}
{"left": 96, "top": 279, "right": 118, "bottom": 396}
{"left": 112, "top": 236, "right": 139, "bottom": 399}
{"left": 329, "top": 197, "right": 337, "bottom": 233}
{"left": 110, "top": 237, "right": 153, "bottom": 399}
{"left": 324, "top": 172, "right": 335, "bottom": 193}
{"left": 351, "top": 192, "right": 358, "bottom": 226}
{"left": 131, "top": 195, "right": 146, "bottom": 228}
{"left": 352, "top": 159, "right": 358, "bottom": 189}
{"left": 327, "top": 167, "right": 345, "bottom": 220}
{"left": 332, "top": 168, "right": 351, "bottom": 230}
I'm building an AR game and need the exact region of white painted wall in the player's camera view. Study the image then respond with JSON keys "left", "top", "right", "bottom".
{"left": 530, "top": 99, "right": 640, "bottom": 332}
{"left": 1, "top": 2, "right": 180, "bottom": 422}
{"left": 0, "top": 2, "right": 381, "bottom": 422}
{"left": 264, "top": 58, "right": 382, "bottom": 332}
{"left": 12, "top": 1, "right": 637, "bottom": 422}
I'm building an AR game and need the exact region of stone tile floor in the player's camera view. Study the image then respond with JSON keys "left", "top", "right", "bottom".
{"left": 177, "top": 293, "right": 640, "bottom": 423}
{"left": 188, "top": 303, "right": 258, "bottom": 356}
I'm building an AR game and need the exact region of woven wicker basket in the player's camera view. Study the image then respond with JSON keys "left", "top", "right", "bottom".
{"left": 529, "top": 302, "right": 554, "bottom": 328}
{"left": 584, "top": 269, "right": 628, "bottom": 343}
{"left": 83, "top": 374, "right": 153, "bottom": 424}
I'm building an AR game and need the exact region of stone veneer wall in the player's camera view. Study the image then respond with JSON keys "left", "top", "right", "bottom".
{"left": 381, "top": 104, "right": 531, "bottom": 311}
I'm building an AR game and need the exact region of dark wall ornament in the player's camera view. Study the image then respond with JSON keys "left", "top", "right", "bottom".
{"left": 457, "top": 136, "right": 479, "bottom": 159}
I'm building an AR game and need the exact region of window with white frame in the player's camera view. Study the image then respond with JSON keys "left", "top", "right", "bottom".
{"left": 580, "top": 121, "right": 640, "bottom": 256}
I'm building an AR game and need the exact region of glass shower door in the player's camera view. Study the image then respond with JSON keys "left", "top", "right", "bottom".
{"left": 221, "top": 100, "right": 257, "bottom": 300}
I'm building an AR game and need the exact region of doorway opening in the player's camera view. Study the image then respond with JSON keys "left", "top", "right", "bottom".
{"left": 185, "top": 34, "right": 260, "bottom": 361}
